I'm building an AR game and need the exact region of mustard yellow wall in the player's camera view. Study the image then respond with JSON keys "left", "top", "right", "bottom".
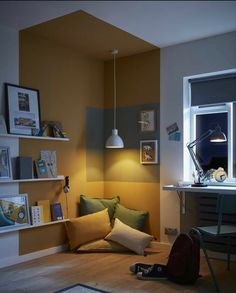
{"left": 19, "top": 32, "right": 105, "bottom": 254}
{"left": 19, "top": 30, "right": 160, "bottom": 254}
{"left": 104, "top": 50, "right": 161, "bottom": 239}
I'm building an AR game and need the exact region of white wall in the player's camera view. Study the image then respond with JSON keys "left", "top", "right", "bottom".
{"left": 0, "top": 24, "right": 19, "bottom": 116}
{"left": 160, "top": 31, "right": 236, "bottom": 244}
{"left": 0, "top": 25, "right": 20, "bottom": 263}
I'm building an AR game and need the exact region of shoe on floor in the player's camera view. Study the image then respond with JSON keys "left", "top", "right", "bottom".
{"left": 137, "top": 264, "right": 168, "bottom": 280}
{"left": 129, "top": 262, "right": 153, "bottom": 274}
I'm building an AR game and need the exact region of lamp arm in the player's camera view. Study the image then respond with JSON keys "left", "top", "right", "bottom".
{"left": 187, "top": 144, "right": 204, "bottom": 178}
{"left": 187, "top": 129, "right": 214, "bottom": 180}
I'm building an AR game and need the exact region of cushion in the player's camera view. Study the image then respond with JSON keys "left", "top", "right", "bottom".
{"left": 80, "top": 194, "right": 120, "bottom": 220}
{"left": 113, "top": 203, "right": 148, "bottom": 230}
{"left": 105, "top": 218, "right": 153, "bottom": 255}
{"left": 65, "top": 209, "right": 111, "bottom": 250}
{"left": 77, "top": 239, "right": 131, "bottom": 253}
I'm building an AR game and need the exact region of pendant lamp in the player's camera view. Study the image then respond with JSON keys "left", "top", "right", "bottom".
{"left": 105, "top": 49, "right": 124, "bottom": 148}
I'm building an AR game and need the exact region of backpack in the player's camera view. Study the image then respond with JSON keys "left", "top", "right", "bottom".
{"left": 166, "top": 232, "right": 200, "bottom": 284}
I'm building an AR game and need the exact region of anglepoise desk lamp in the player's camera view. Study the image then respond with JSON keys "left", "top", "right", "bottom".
{"left": 187, "top": 125, "right": 227, "bottom": 187}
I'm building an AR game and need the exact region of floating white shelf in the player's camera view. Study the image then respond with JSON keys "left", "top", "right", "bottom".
{"left": 0, "top": 219, "right": 69, "bottom": 234}
{"left": 0, "top": 133, "right": 69, "bottom": 141}
{"left": 0, "top": 175, "right": 65, "bottom": 184}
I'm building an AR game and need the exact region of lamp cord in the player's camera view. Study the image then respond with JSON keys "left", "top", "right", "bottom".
{"left": 113, "top": 51, "right": 116, "bottom": 130}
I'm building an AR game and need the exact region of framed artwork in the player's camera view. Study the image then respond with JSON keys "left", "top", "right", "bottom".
{"left": 0, "top": 146, "right": 12, "bottom": 180}
{"left": 40, "top": 150, "right": 57, "bottom": 177}
{"left": 139, "top": 109, "right": 156, "bottom": 132}
{"left": 5, "top": 83, "right": 41, "bottom": 135}
{"left": 140, "top": 140, "right": 158, "bottom": 164}
{"left": 0, "top": 194, "right": 30, "bottom": 230}
{"left": 0, "top": 115, "right": 7, "bottom": 134}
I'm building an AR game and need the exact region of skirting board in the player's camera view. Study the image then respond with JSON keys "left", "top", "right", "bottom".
{"left": 0, "top": 244, "right": 68, "bottom": 269}
{"left": 149, "top": 241, "right": 236, "bottom": 262}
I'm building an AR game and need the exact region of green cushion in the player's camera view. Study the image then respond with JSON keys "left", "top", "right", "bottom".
{"left": 80, "top": 194, "right": 120, "bottom": 220}
{"left": 113, "top": 203, "right": 148, "bottom": 230}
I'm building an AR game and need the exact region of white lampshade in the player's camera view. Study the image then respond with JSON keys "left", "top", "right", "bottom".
{"left": 105, "top": 129, "right": 124, "bottom": 148}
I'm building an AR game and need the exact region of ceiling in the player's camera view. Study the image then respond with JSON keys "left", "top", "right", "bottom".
{"left": 21, "top": 11, "right": 156, "bottom": 60}
{"left": 0, "top": 1, "right": 235, "bottom": 48}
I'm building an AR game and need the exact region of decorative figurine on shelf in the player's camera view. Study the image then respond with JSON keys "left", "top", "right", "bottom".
{"left": 213, "top": 167, "right": 227, "bottom": 182}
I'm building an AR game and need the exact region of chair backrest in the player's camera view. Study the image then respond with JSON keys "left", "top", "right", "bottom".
{"left": 217, "top": 194, "right": 236, "bottom": 214}
{"left": 216, "top": 194, "right": 236, "bottom": 234}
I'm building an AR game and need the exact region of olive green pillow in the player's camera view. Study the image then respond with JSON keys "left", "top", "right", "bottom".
{"left": 79, "top": 194, "right": 120, "bottom": 220}
{"left": 113, "top": 203, "right": 148, "bottom": 230}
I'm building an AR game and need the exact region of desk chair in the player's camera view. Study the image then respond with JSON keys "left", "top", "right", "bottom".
{"left": 191, "top": 194, "right": 236, "bottom": 292}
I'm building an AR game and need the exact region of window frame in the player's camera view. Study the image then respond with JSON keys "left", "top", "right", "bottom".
{"left": 183, "top": 69, "right": 236, "bottom": 186}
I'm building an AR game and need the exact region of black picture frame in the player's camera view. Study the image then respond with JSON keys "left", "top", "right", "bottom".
{"left": 5, "top": 83, "right": 41, "bottom": 136}
{"left": 140, "top": 140, "right": 158, "bottom": 164}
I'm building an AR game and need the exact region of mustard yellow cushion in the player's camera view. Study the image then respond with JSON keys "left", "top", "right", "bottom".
{"left": 65, "top": 209, "right": 111, "bottom": 250}
{"left": 105, "top": 218, "right": 153, "bottom": 255}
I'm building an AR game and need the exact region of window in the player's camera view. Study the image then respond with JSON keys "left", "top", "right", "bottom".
{"left": 183, "top": 70, "right": 236, "bottom": 185}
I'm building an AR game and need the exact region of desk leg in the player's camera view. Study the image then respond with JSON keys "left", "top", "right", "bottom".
{"left": 177, "top": 191, "right": 186, "bottom": 215}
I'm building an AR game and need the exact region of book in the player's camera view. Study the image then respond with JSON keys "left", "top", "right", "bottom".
{"left": 31, "top": 205, "right": 43, "bottom": 225}
{"left": 35, "top": 159, "right": 49, "bottom": 178}
{"left": 37, "top": 200, "right": 51, "bottom": 223}
{"left": 40, "top": 150, "right": 57, "bottom": 178}
{"left": 51, "top": 202, "right": 63, "bottom": 221}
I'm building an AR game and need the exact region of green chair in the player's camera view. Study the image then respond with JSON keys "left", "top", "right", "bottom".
{"left": 191, "top": 194, "right": 236, "bottom": 292}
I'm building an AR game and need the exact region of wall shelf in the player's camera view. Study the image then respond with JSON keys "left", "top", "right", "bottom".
{"left": 0, "top": 219, "right": 69, "bottom": 234}
{"left": 0, "top": 133, "right": 69, "bottom": 141}
{"left": 0, "top": 175, "right": 65, "bottom": 184}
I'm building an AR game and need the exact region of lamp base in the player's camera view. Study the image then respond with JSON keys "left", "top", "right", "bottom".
{"left": 191, "top": 183, "right": 208, "bottom": 187}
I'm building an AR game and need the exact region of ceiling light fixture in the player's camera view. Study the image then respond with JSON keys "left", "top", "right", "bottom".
{"left": 105, "top": 48, "right": 124, "bottom": 149}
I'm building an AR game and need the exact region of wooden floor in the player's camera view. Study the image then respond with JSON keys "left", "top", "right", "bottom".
{"left": 0, "top": 246, "right": 235, "bottom": 293}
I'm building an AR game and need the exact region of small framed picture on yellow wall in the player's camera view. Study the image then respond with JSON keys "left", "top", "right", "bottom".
{"left": 140, "top": 140, "right": 158, "bottom": 164}
{"left": 139, "top": 109, "right": 156, "bottom": 132}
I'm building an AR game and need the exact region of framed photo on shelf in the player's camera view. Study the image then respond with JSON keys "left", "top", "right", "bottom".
{"left": 0, "top": 146, "right": 12, "bottom": 180}
{"left": 0, "top": 194, "right": 30, "bottom": 230}
{"left": 51, "top": 202, "right": 63, "bottom": 221}
{"left": 40, "top": 150, "right": 57, "bottom": 178}
{"left": 0, "top": 115, "right": 7, "bottom": 134}
{"left": 5, "top": 83, "right": 41, "bottom": 135}
{"left": 139, "top": 109, "right": 156, "bottom": 132}
{"left": 140, "top": 140, "right": 158, "bottom": 164}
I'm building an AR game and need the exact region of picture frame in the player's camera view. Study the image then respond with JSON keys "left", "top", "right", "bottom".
{"left": 5, "top": 83, "right": 41, "bottom": 135}
{"left": 0, "top": 193, "right": 30, "bottom": 230}
{"left": 0, "top": 146, "right": 12, "bottom": 180}
{"left": 139, "top": 109, "right": 156, "bottom": 132}
{"left": 140, "top": 140, "right": 158, "bottom": 164}
{"left": 0, "top": 115, "right": 7, "bottom": 134}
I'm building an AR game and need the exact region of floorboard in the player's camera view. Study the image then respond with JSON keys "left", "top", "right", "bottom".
{"left": 0, "top": 246, "right": 235, "bottom": 293}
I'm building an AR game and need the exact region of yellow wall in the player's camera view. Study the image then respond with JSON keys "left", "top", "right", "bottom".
{"left": 19, "top": 31, "right": 160, "bottom": 254}
{"left": 104, "top": 50, "right": 160, "bottom": 238}
{"left": 19, "top": 32, "right": 105, "bottom": 254}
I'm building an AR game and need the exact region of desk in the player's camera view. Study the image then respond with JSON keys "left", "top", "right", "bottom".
{"left": 163, "top": 185, "right": 236, "bottom": 214}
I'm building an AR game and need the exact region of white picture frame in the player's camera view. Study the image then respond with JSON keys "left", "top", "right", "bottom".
{"left": 139, "top": 109, "right": 156, "bottom": 132}
{"left": 0, "top": 193, "right": 30, "bottom": 230}
{"left": 0, "top": 115, "right": 7, "bottom": 134}
{"left": 140, "top": 140, "right": 158, "bottom": 164}
{"left": 0, "top": 146, "right": 12, "bottom": 180}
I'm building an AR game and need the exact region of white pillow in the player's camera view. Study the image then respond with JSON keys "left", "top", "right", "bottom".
{"left": 105, "top": 218, "right": 153, "bottom": 255}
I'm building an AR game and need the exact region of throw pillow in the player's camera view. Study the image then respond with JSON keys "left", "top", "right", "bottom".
{"left": 77, "top": 239, "right": 131, "bottom": 253}
{"left": 105, "top": 218, "right": 153, "bottom": 255}
{"left": 80, "top": 194, "right": 120, "bottom": 220}
{"left": 65, "top": 209, "right": 111, "bottom": 250}
{"left": 113, "top": 203, "right": 148, "bottom": 230}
